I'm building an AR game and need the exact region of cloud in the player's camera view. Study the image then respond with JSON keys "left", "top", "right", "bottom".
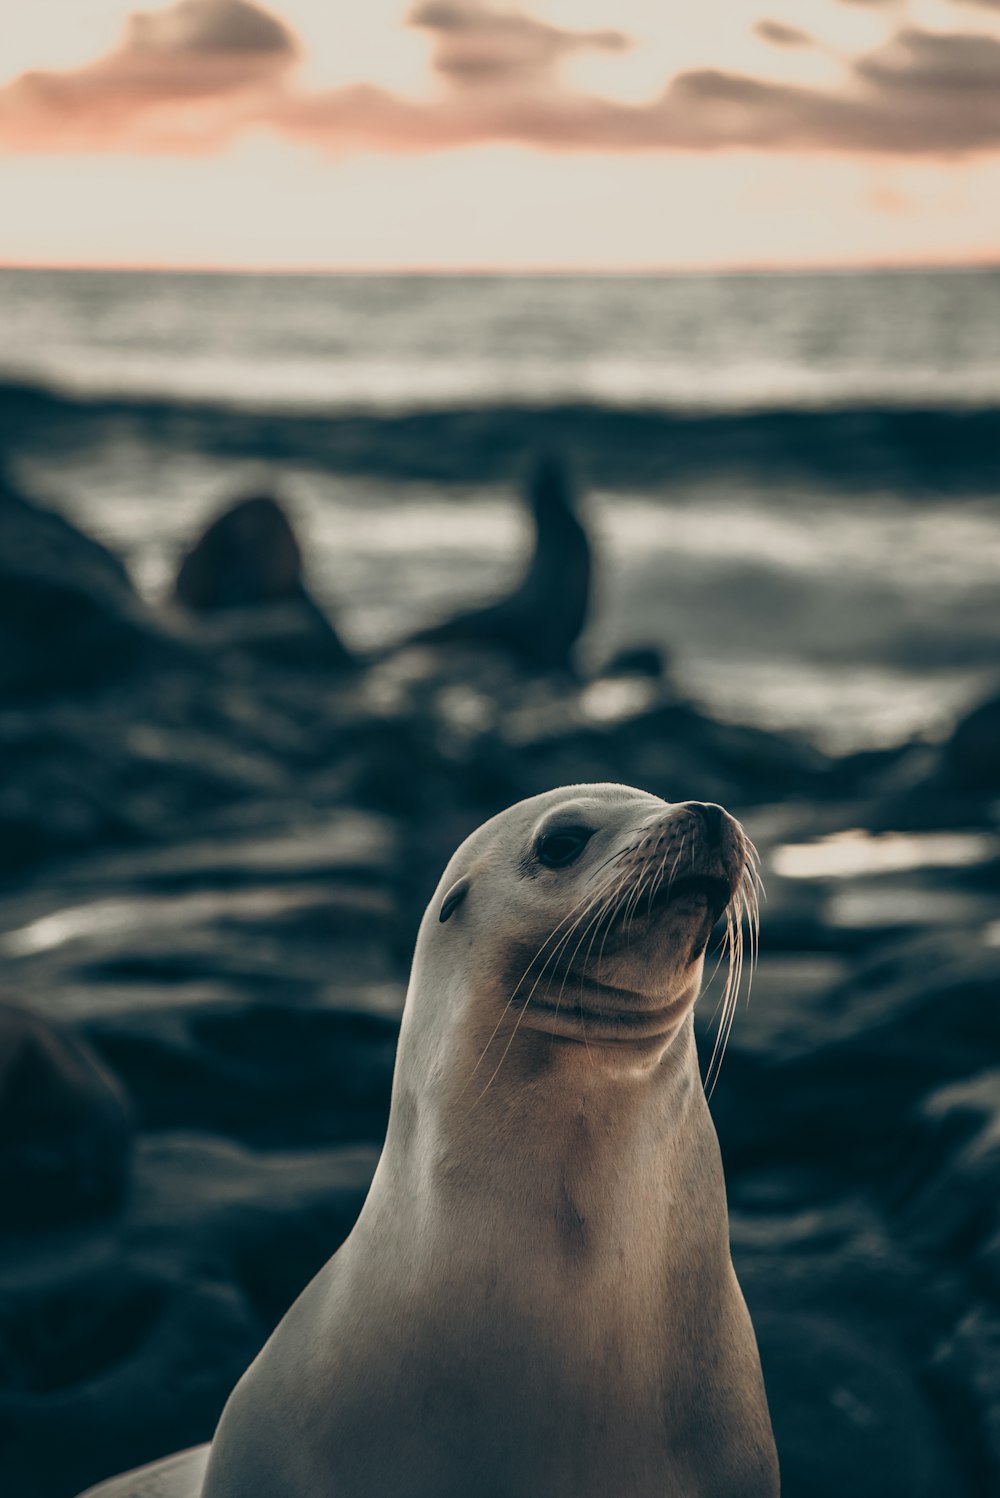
{"left": 754, "top": 21, "right": 815, "bottom": 47}
{"left": 125, "top": 0, "right": 294, "bottom": 55}
{"left": 2, "top": 0, "right": 1000, "bottom": 160}
{"left": 410, "top": 1, "right": 628, "bottom": 85}
{"left": 665, "top": 29, "right": 1000, "bottom": 153}
{"left": 858, "top": 25, "right": 1000, "bottom": 92}
{"left": 0, "top": 0, "right": 297, "bottom": 151}
{"left": 278, "top": 20, "right": 1000, "bottom": 158}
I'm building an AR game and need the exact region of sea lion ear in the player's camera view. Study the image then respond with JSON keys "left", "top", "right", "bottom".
{"left": 439, "top": 877, "right": 470, "bottom": 924}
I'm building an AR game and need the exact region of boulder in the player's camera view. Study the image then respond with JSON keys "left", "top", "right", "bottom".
{"left": 944, "top": 688, "right": 1000, "bottom": 793}
{"left": 0, "top": 1134, "right": 376, "bottom": 1498}
{"left": 173, "top": 493, "right": 353, "bottom": 671}
{"left": 0, "top": 477, "right": 179, "bottom": 701}
{"left": 0, "top": 1003, "right": 132, "bottom": 1229}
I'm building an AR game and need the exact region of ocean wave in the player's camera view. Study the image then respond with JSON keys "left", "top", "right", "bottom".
{"left": 2, "top": 376, "right": 999, "bottom": 495}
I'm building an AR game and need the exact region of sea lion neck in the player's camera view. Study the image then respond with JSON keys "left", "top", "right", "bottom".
{"left": 372, "top": 1015, "right": 720, "bottom": 1280}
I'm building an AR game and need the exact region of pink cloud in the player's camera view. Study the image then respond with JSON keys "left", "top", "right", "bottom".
{"left": 411, "top": 1, "right": 628, "bottom": 85}
{"left": 0, "top": 0, "right": 297, "bottom": 151}
{"left": 2, "top": 0, "right": 1000, "bottom": 159}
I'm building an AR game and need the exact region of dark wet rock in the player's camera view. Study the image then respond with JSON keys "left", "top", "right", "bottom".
{"left": 696, "top": 949, "right": 849, "bottom": 1077}
{"left": 202, "top": 596, "right": 356, "bottom": 673}
{"left": 0, "top": 477, "right": 184, "bottom": 703}
{"left": 599, "top": 643, "right": 669, "bottom": 679}
{"left": 706, "top": 931, "right": 1000, "bottom": 1174}
{"left": 514, "top": 695, "right": 828, "bottom": 809}
{"left": 0, "top": 1004, "right": 132, "bottom": 1230}
{"left": 930, "top": 1305, "right": 1000, "bottom": 1492}
{"left": 404, "top": 453, "right": 591, "bottom": 674}
{"left": 0, "top": 691, "right": 296, "bottom": 872}
{"left": 944, "top": 687, "right": 1000, "bottom": 793}
{"left": 0, "top": 1269, "right": 255, "bottom": 1498}
{"left": 730, "top": 1193, "right": 960, "bottom": 1496}
{"left": 173, "top": 493, "right": 353, "bottom": 671}
{"left": 755, "top": 1310, "right": 957, "bottom": 1498}
{"left": 898, "top": 1070, "right": 1000, "bottom": 1262}
{"left": 0, "top": 1134, "right": 377, "bottom": 1498}
{"left": 80, "top": 1000, "right": 397, "bottom": 1146}
{"left": 174, "top": 493, "right": 298, "bottom": 612}
{"left": 731, "top": 1191, "right": 966, "bottom": 1494}
{"left": 897, "top": 1075, "right": 1000, "bottom": 1489}
{"left": 76, "top": 810, "right": 399, "bottom": 893}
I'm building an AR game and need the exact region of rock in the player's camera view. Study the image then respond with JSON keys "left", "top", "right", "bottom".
{"left": 706, "top": 931, "right": 1000, "bottom": 1173}
{"left": 81, "top": 1000, "right": 398, "bottom": 1146}
{"left": 754, "top": 1310, "right": 958, "bottom": 1498}
{"left": 0, "top": 1134, "right": 377, "bottom": 1498}
{"left": 173, "top": 492, "right": 353, "bottom": 670}
{"left": 203, "top": 597, "right": 356, "bottom": 673}
{"left": 599, "top": 644, "right": 669, "bottom": 679}
{"left": 898, "top": 1070, "right": 1000, "bottom": 1263}
{"left": 0, "top": 476, "right": 181, "bottom": 702}
{"left": 929, "top": 1305, "right": 1000, "bottom": 1493}
{"left": 944, "top": 688, "right": 1000, "bottom": 793}
{"left": 731, "top": 1192, "right": 959, "bottom": 1496}
{"left": 174, "top": 493, "right": 301, "bottom": 613}
{"left": 0, "top": 1003, "right": 132, "bottom": 1230}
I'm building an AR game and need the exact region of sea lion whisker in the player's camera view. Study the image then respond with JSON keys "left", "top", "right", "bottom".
{"left": 704, "top": 906, "right": 736, "bottom": 1098}
{"left": 668, "top": 833, "right": 689, "bottom": 892}
{"left": 474, "top": 920, "right": 583, "bottom": 1103}
{"left": 646, "top": 840, "right": 675, "bottom": 912}
{"left": 718, "top": 913, "right": 745, "bottom": 1088}
{"left": 468, "top": 865, "right": 632, "bottom": 1101}
{"left": 707, "top": 886, "right": 753, "bottom": 1098}
{"left": 627, "top": 859, "right": 659, "bottom": 932}
{"left": 551, "top": 888, "right": 628, "bottom": 1063}
{"left": 541, "top": 885, "right": 620, "bottom": 1010}
{"left": 620, "top": 844, "right": 662, "bottom": 937}
{"left": 462, "top": 868, "right": 625, "bottom": 1095}
{"left": 703, "top": 920, "right": 732, "bottom": 1014}
{"left": 585, "top": 838, "right": 639, "bottom": 888}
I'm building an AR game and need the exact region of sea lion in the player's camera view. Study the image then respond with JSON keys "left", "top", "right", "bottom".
{"left": 404, "top": 452, "right": 591, "bottom": 674}
{"left": 80, "top": 784, "right": 778, "bottom": 1498}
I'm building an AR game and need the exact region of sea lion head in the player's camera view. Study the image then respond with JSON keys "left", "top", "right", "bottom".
{"left": 409, "top": 784, "right": 758, "bottom": 1084}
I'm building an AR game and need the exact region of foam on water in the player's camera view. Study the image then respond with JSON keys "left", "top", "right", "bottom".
{"left": 3, "top": 267, "right": 1000, "bottom": 414}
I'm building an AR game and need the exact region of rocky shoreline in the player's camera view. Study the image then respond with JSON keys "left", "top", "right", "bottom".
{"left": 1, "top": 474, "right": 998, "bottom": 1497}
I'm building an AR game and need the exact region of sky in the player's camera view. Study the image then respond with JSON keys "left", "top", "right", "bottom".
{"left": 1, "top": 0, "right": 1000, "bottom": 270}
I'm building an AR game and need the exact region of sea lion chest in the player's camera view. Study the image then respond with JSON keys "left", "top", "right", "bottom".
{"left": 205, "top": 1088, "right": 773, "bottom": 1498}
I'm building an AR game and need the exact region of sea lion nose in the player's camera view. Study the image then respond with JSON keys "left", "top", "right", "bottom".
{"left": 684, "top": 801, "right": 726, "bottom": 846}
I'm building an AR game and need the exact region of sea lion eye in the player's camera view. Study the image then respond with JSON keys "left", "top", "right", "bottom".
{"left": 537, "top": 827, "right": 593, "bottom": 869}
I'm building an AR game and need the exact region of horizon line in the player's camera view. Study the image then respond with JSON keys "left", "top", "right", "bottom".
{"left": 2, "top": 255, "right": 999, "bottom": 278}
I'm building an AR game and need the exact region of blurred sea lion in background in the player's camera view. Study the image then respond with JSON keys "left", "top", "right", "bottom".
{"left": 173, "top": 493, "right": 354, "bottom": 671}
{"left": 405, "top": 452, "right": 591, "bottom": 674}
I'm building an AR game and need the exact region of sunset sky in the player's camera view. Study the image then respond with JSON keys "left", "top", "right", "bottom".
{"left": 2, "top": 0, "right": 1000, "bottom": 269}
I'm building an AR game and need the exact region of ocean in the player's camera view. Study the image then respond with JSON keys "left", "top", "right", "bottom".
{"left": 2, "top": 266, "right": 998, "bottom": 752}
